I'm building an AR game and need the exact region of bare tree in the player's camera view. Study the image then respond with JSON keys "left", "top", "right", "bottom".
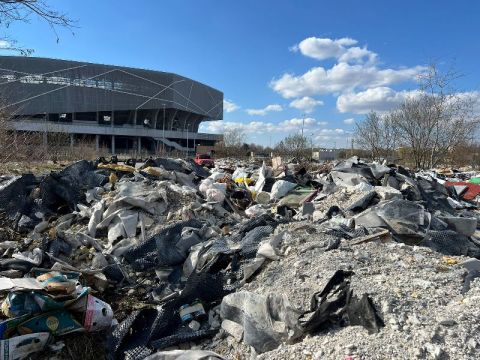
{"left": 355, "top": 64, "right": 479, "bottom": 169}
{"left": 391, "top": 64, "right": 479, "bottom": 169}
{"left": 0, "top": 0, "right": 75, "bottom": 55}
{"left": 214, "top": 128, "right": 247, "bottom": 158}
{"left": 354, "top": 111, "right": 397, "bottom": 161}
{"left": 223, "top": 128, "right": 246, "bottom": 148}
{"left": 355, "top": 111, "right": 383, "bottom": 160}
{"left": 275, "top": 133, "right": 310, "bottom": 160}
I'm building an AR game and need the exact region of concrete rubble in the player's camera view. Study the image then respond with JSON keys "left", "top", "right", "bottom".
{"left": 0, "top": 155, "right": 478, "bottom": 359}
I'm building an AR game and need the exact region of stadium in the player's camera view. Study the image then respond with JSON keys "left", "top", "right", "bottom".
{"left": 0, "top": 56, "right": 223, "bottom": 154}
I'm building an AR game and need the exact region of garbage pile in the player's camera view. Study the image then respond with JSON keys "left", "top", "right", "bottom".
{"left": 0, "top": 156, "right": 478, "bottom": 359}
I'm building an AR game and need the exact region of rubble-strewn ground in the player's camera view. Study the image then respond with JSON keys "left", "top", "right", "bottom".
{"left": 202, "top": 222, "right": 480, "bottom": 359}
{"left": 0, "top": 156, "right": 479, "bottom": 360}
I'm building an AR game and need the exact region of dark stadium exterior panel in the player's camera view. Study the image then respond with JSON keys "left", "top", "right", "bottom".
{"left": 0, "top": 56, "right": 223, "bottom": 154}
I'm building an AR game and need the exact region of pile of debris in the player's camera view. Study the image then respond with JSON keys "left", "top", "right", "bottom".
{"left": 0, "top": 155, "right": 478, "bottom": 359}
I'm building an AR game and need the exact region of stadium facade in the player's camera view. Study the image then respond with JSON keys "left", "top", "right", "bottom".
{"left": 0, "top": 56, "right": 223, "bottom": 154}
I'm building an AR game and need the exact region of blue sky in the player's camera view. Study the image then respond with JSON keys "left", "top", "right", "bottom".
{"left": 5, "top": 0, "right": 480, "bottom": 147}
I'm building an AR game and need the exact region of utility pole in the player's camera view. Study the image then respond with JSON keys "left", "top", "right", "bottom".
{"left": 301, "top": 113, "right": 305, "bottom": 138}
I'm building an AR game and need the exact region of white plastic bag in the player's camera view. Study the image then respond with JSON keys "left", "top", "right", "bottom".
{"left": 270, "top": 180, "right": 297, "bottom": 200}
{"left": 232, "top": 168, "right": 248, "bottom": 180}
{"left": 206, "top": 188, "right": 226, "bottom": 202}
{"left": 209, "top": 171, "right": 226, "bottom": 181}
{"left": 245, "top": 204, "right": 267, "bottom": 218}
{"left": 199, "top": 178, "right": 214, "bottom": 194}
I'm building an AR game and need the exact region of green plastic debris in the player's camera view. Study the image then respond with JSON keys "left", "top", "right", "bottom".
{"left": 469, "top": 177, "right": 480, "bottom": 184}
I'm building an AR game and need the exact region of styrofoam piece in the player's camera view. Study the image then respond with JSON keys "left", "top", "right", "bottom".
{"left": 83, "top": 295, "right": 114, "bottom": 332}
{"left": 0, "top": 333, "right": 50, "bottom": 359}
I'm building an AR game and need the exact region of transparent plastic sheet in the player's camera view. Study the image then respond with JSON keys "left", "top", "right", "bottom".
{"left": 332, "top": 159, "right": 376, "bottom": 182}
{"left": 195, "top": 224, "right": 277, "bottom": 284}
{"left": 330, "top": 171, "right": 369, "bottom": 187}
{"left": 220, "top": 271, "right": 384, "bottom": 354}
{"left": 355, "top": 199, "right": 430, "bottom": 244}
{"left": 202, "top": 217, "right": 278, "bottom": 280}
{"left": 220, "top": 291, "right": 303, "bottom": 353}
{"left": 144, "top": 350, "right": 225, "bottom": 360}
{"left": 346, "top": 191, "right": 377, "bottom": 212}
{"left": 123, "top": 219, "right": 203, "bottom": 271}
{"left": 368, "top": 163, "right": 391, "bottom": 179}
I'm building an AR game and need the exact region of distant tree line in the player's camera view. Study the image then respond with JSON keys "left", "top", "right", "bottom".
{"left": 214, "top": 128, "right": 313, "bottom": 160}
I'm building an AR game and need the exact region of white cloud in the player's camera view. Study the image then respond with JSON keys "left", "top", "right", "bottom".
{"left": 451, "top": 91, "right": 480, "bottom": 115}
{"left": 318, "top": 128, "right": 347, "bottom": 134}
{"left": 0, "top": 40, "right": 9, "bottom": 48}
{"left": 271, "top": 62, "right": 426, "bottom": 98}
{"left": 223, "top": 99, "right": 239, "bottom": 113}
{"left": 289, "top": 96, "right": 324, "bottom": 113}
{"left": 314, "top": 128, "right": 351, "bottom": 144}
{"left": 336, "top": 87, "right": 421, "bottom": 114}
{"left": 343, "top": 118, "right": 355, "bottom": 125}
{"left": 202, "top": 120, "right": 275, "bottom": 134}
{"left": 200, "top": 117, "right": 327, "bottom": 135}
{"left": 200, "top": 120, "right": 351, "bottom": 147}
{"left": 246, "top": 104, "right": 283, "bottom": 116}
{"left": 293, "top": 37, "right": 377, "bottom": 64}
{"left": 280, "top": 117, "right": 317, "bottom": 128}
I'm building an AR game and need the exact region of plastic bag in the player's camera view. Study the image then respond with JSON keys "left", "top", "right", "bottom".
{"left": 270, "top": 180, "right": 297, "bottom": 200}
{"left": 206, "top": 188, "right": 225, "bottom": 203}
{"left": 199, "top": 180, "right": 226, "bottom": 202}
{"left": 245, "top": 205, "right": 267, "bottom": 218}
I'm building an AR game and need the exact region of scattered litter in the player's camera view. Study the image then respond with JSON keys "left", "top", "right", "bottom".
{"left": 0, "top": 156, "right": 477, "bottom": 359}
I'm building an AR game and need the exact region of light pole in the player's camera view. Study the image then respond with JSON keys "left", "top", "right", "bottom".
{"left": 185, "top": 124, "right": 189, "bottom": 158}
{"left": 162, "top": 104, "right": 166, "bottom": 154}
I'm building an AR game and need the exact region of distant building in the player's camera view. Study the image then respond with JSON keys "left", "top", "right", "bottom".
{"left": 312, "top": 148, "right": 341, "bottom": 161}
{"left": 0, "top": 56, "right": 223, "bottom": 154}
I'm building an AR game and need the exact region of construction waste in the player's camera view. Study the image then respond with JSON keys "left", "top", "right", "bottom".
{"left": 0, "top": 156, "right": 478, "bottom": 359}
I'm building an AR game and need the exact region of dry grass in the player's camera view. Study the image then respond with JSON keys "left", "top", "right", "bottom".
{"left": 35, "top": 332, "right": 107, "bottom": 360}
{"left": 0, "top": 161, "right": 67, "bottom": 175}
